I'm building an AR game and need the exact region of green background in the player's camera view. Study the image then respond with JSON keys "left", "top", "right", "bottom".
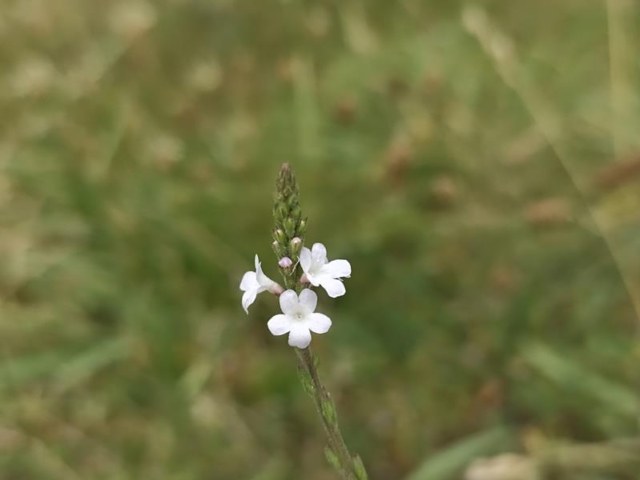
{"left": 1, "top": 0, "right": 639, "bottom": 478}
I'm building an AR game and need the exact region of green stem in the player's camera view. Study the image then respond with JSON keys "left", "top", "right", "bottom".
{"left": 296, "top": 347, "right": 367, "bottom": 480}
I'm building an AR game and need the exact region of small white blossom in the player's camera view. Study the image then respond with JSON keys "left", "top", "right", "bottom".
{"left": 300, "top": 243, "right": 351, "bottom": 298}
{"left": 267, "top": 289, "right": 332, "bottom": 348}
{"left": 239, "top": 255, "right": 280, "bottom": 313}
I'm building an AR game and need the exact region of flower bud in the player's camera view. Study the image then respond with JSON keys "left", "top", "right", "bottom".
{"left": 272, "top": 240, "right": 281, "bottom": 256}
{"left": 284, "top": 217, "right": 297, "bottom": 238}
{"left": 273, "top": 229, "right": 286, "bottom": 244}
{"left": 299, "top": 218, "right": 308, "bottom": 236}
{"left": 290, "top": 237, "right": 303, "bottom": 256}
{"left": 279, "top": 257, "right": 293, "bottom": 268}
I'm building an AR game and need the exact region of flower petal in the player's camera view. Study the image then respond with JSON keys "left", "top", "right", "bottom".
{"left": 254, "top": 255, "right": 276, "bottom": 288}
{"left": 258, "top": 274, "right": 276, "bottom": 289}
{"left": 300, "top": 247, "right": 312, "bottom": 273}
{"left": 298, "top": 289, "right": 317, "bottom": 314}
{"left": 307, "top": 313, "right": 331, "bottom": 334}
{"left": 319, "top": 278, "right": 346, "bottom": 298}
{"left": 323, "top": 259, "right": 351, "bottom": 279}
{"left": 279, "top": 290, "right": 299, "bottom": 315}
{"left": 311, "top": 243, "right": 327, "bottom": 265}
{"left": 239, "top": 271, "right": 258, "bottom": 292}
{"left": 242, "top": 289, "right": 258, "bottom": 313}
{"left": 288, "top": 325, "right": 312, "bottom": 348}
{"left": 267, "top": 314, "right": 292, "bottom": 336}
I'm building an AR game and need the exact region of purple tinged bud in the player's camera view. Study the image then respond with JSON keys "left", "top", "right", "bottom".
{"left": 279, "top": 257, "right": 293, "bottom": 268}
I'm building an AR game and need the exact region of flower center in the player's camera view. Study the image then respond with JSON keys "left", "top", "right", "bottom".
{"left": 294, "top": 312, "right": 304, "bottom": 321}
{"left": 309, "top": 262, "right": 323, "bottom": 276}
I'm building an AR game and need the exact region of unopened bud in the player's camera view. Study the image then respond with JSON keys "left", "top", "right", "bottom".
{"left": 279, "top": 257, "right": 293, "bottom": 268}
{"left": 268, "top": 283, "right": 285, "bottom": 296}
{"left": 299, "top": 218, "right": 308, "bottom": 235}
{"left": 284, "top": 217, "right": 297, "bottom": 237}
{"left": 290, "top": 237, "right": 303, "bottom": 256}
{"left": 272, "top": 240, "right": 282, "bottom": 256}
{"left": 274, "top": 229, "right": 286, "bottom": 244}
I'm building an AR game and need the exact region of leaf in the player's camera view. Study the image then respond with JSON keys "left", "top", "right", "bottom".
{"left": 521, "top": 342, "right": 638, "bottom": 418}
{"left": 0, "top": 339, "right": 129, "bottom": 393}
{"left": 54, "top": 338, "right": 130, "bottom": 392}
{"left": 405, "top": 427, "right": 513, "bottom": 480}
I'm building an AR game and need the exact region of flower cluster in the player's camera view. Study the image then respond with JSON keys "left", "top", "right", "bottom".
{"left": 239, "top": 243, "right": 351, "bottom": 348}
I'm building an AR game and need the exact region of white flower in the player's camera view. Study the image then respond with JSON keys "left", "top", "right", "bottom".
{"left": 239, "top": 255, "right": 280, "bottom": 313}
{"left": 300, "top": 243, "right": 351, "bottom": 298}
{"left": 267, "top": 289, "right": 332, "bottom": 348}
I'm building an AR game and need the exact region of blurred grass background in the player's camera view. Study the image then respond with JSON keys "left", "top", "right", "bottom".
{"left": 1, "top": 0, "right": 640, "bottom": 478}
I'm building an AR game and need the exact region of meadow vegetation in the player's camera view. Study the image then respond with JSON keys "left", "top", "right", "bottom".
{"left": 1, "top": 0, "right": 639, "bottom": 478}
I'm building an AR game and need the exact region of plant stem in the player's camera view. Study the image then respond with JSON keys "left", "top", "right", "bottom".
{"left": 272, "top": 163, "right": 367, "bottom": 479}
{"left": 296, "top": 347, "right": 366, "bottom": 480}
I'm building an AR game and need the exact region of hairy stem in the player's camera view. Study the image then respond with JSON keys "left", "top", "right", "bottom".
{"left": 296, "top": 347, "right": 366, "bottom": 480}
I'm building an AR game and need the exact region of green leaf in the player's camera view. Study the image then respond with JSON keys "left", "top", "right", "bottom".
{"left": 353, "top": 454, "right": 368, "bottom": 480}
{"left": 321, "top": 397, "right": 338, "bottom": 425}
{"left": 521, "top": 343, "right": 638, "bottom": 418}
{"left": 405, "top": 427, "right": 513, "bottom": 480}
{"left": 325, "top": 445, "right": 342, "bottom": 471}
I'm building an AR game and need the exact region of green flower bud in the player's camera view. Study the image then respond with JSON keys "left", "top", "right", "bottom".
{"left": 284, "top": 217, "right": 297, "bottom": 238}
{"left": 290, "top": 237, "right": 303, "bottom": 257}
{"left": 273, "top": 228, "right": 286, "bottom": 244}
